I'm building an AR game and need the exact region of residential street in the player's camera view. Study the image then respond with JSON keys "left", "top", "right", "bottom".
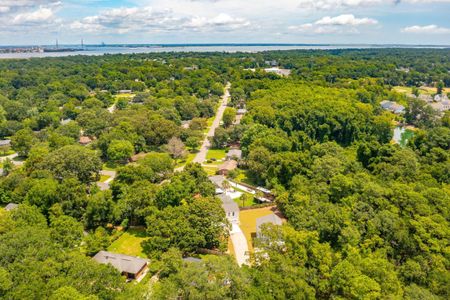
{"left": 192, "top": 82, "right": 230, "bottom": 164}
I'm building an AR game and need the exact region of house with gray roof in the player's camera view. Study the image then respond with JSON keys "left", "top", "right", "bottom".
{"left": 219, "top": 194, "right": 239, "bottom": 224}
{"left": 226, "top": 149, "right": 242, "bottom": 161}
{"left": 0, "top": 140, "right": 11, "bottom": 147}
{"left": 93, "top": 251, "right": 148, "bottom": 280}
{"left": 380, "top": 100, "right": 405, "bottom": 114}
{"left": 4, "top": 203, "right": 18, "bottom": 211}
{"left": 256, "top": 214, "right": 282, "bottom": 238}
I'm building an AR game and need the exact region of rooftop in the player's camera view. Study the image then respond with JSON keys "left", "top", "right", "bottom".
{"left": 93, "top": 251, "right": 148, "bottom": 275}
{"left": 4, "top": 203, "right": 18, "bottom": 211}
{"left": 256, "top": 213, "right": 282, "bottom": 233}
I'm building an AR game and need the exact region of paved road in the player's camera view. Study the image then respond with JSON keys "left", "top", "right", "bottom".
{"left": 230, "top": 223, "right": 250, "bottom": 266}
{"left": 192, "top": 82, "right": 230, "bottom": 164}
{"left": 175, "top": 82, "right": 230, "bottom": 172}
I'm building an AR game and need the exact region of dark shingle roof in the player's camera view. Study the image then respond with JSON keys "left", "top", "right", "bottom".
{"left": 93, "top": 251, "right": 148, "bottom": 275}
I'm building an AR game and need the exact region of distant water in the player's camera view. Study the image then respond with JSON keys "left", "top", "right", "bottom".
{"left": 1, "top": 44, "right": 448, "bottom": 59}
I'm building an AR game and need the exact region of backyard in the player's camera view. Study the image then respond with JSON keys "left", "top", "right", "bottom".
{"left": 107, "top": 227, "right": 148, "bottom": 258}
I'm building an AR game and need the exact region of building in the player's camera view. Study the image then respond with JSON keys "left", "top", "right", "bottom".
{"left": 4, "top": 203, "right": 18, "bottom": 211}
{"left": 380, "top": 100, "right": 405, "bottom": 114}
{"left": 118, "top": 90, "right": 132, "bottom": 94}
{"left": 218, "top": 160, "right": 238, "bottom": 175}
{"left": 93, "top": 251, "right": 148, "bottom": 280}
{"left": 434, "top": 94, "right": 449, "bottom": 102}
{"left": 237, "top": 108, "right": 247, "bottom": 115}
{"left": 256, "top": 214, "right": 282, "bottom": 238}
{"left": 0, "top": 140, "right": 11, "bottom": 147}
{"left": 264, "top": 67, "right": 291, "bottom": 77}
{"left": 430, "top": 100, "right": 450, "bottom": 112}
{"left": 79, "top": 136, "right": 92, "bottom": 146}
{"left": 219, "top": 194, "right": 239, "bottom": 224}
{"left": 265, "top": 60, "right": 278, "bottom": 67}
{"left": 418, "top": 94, "right": 433, "bottom": 103}
{"left": 226, "top": 149, "right": 242, "bottom": 161}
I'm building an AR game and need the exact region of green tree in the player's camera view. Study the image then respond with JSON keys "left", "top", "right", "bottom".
{"left": 107, "top": 140, "right": 134, "bottom": 162}
{"left": 43, "top": 145, "right": 102, "bottom": 184}
{"left": 222, "top": 107, "right": 237, "bottom": 128}
{"left": 10, "top": 128, "right": 36, "bottom": 157}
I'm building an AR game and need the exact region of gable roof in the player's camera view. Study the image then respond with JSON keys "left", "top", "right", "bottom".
{"left": 209, "top": 175, "right": 226, "bottom": 188}
{"left": 93, "top": 251, "right": 148, "bottom": 275}
{"left": 219, "top": 160, "right": 238, "bottom": 171}
{"left": 226, "top": 149, "right": 242, "bottom": 159}
{"left": 4, "top": 203, "right": 18, "bottom": 211}
{"left": 0, "top": 140, "right": 11, "bottom": 146}
{"left": 218, "top": 193, "right": 239, "bottom": 213}
{"left": 256, "top": 214, "right": 282, "bottom": 233}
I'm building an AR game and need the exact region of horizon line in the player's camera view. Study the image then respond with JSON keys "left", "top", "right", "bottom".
{"left": 1, "top": 43, "right": 450, "bottom": 48}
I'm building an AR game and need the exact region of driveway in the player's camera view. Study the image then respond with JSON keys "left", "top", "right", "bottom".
{"left": 230, "top": 223, "right": 250, "bottom": 266}
{"left": 192, "top": 83, "right": 230, "bottom": 164}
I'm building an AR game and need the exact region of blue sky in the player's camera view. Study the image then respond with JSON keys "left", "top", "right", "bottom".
{"left": 0, "top": 0, "right": 449, "bottom": 45}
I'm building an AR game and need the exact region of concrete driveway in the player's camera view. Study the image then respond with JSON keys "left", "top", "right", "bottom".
{"left": 230, "top": 223, "right": 250, "bottom": 266}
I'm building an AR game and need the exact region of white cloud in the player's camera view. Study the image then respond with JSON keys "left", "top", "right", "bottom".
{"left": 315, "top": 14, "right": 378, "bottom": 26}
{"left": 69, "top": 6, "right": 250, "bottom": 34}
{"left": 13, "top": 7, "right": 54, "bottom": 24}
{"left": 401, "top": 24, "right": 450, "bottom": 34}
{"left": 289, "top": 14, "right": 377, "bottom": 34}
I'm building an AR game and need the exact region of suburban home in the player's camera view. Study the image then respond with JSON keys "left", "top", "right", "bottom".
{"left": 219, "top": 194, "right": 239, "bottom": 224}
{"left": 93, "top": 251, "right": 148, "bottom": 280}
{"left": 79, "top": 136, "right": 92, "bottom": 145}
{"left": 256, "top": 214, "right": 283, "bottom": 239}
{"left": 265, "top": 60, "right": 278, "bottom": 67}
{"left": 380, "top": 100, "right": 405, "bottom": 114}
{"left": 218, "top": 160, "right": 238, "bottom": 175}
{"left": 418, "top": 94, "right": 433, "bottom": 103}
{"left": 264, "top": 67, "right": 291, "bottom": 77}
{"left": 4, "top": 203, "right": 18, "bottom": 211}
{"left": 236, "top": 108, "right": 247, "bottom": 115}
{"left": 226, "top": 149, "right": 242, "bottom": 161}
{"left": 60, "top": 118, "right": 73, "bottom": 125}
{"left": 431, "top": 100, "right": 450, "bottom": 112}
{"left": 118, "top": 90, "right": 132, "bottom": 94}
{"left": 209, "top": 175, "right": 227, "bottom": 194}
{"left": 434, "top": 94, "right": 449, "bottom": 102}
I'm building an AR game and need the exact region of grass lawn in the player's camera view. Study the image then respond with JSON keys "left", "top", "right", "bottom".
{"left": 239, "top": 206, "right": 277, "bottom": 253}
{"left": 0, "top": 150, "right": 15, "bottom": 157}
{"left": 114, "top": 93, "right": 135, "bottom": 98}
{"left": 99, "top": 175, "right": 110, "bottom": 182}
{"left": 233, "top": 191, "right": 257, "bottom": 207}
{"left": 108, "top": 228, "right": 148, "bottom": 258}
{"left": 206, "top": 149, "right": 227, "bottom": 160}
{"left": 400, "top": 129, "right": 415, "bottom": 147}
{"left": 102, "top": 162, "right": 120, "bottom": 171}
{"left": 175, "top": 153, "right": 196, "bottom": 168}
{"left": 393, "top": 86, "right": 450, "bottom": 95}
{"left": 202, "top": 166, "right": 218, "bottom": 176}
{"left": 234, "top": 169, "right": 258, "bottom": 186}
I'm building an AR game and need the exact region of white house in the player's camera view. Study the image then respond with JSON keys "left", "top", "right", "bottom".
{"left": 219, "top": 194, "right": 239, "bottom": 224}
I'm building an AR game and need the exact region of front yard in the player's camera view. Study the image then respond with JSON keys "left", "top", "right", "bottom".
{"left": 239, "top": 206, "right": 277, "bottom": 253}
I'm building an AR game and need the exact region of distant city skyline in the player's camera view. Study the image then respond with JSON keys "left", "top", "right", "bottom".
{"left": 0, "top": 0, "right": 449, "bottom": 46}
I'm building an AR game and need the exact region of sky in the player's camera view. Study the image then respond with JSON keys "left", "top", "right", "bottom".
{"left": 0, "top": 0, "right": 449, "bottom": 45}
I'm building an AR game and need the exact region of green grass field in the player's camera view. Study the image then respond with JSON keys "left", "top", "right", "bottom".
{"left": 239, "top": 207, "right": 276, "bottom": 253}
{"left": 206, "top": 149, "right": 227, "bottom": 160}
{"left": 393, "top": 86, "right": 450, "bottom": 96}
{"left": 108, "top": 228, "right": 148, "bottom": 258}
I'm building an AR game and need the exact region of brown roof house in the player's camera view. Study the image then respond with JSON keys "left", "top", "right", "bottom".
{"left": 79, "top": 136, "right": 93, "bottom": 146}
{"left": 93, "top": 251, "right": 148, "bottom": 280}
{"left": 218, "top": 160, "right": 237, "bottom": 176}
